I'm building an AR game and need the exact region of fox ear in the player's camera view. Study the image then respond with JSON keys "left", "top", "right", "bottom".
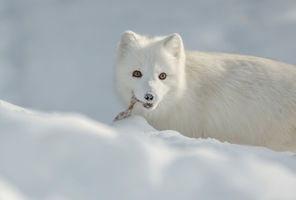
{"left": 162, "top": 33, "right": 184, "bottom": 58}
{"left": 117, "top": 30, "right": 139, "bottom": 59}
{"left": 118, "top": 30, "right": 138, "bottom": 50}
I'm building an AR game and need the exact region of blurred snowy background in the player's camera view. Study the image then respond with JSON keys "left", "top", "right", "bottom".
{"left": 1, "top": 0, "right": 296, "bottom": 123}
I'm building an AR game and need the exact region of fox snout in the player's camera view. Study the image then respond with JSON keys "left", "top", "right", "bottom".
{"left": 144, "top": 93, "right": 154, "bottom": 101}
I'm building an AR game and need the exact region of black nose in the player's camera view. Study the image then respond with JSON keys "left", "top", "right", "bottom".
{"left": 144, "top": 93, "right": 154, "bottom": 101}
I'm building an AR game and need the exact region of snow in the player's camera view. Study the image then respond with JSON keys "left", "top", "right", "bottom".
{"left": 0, "top": 100, "right": 296, "bottom": 200}
{"left": 1, "top": 0, "right": 296, "bottom": 199}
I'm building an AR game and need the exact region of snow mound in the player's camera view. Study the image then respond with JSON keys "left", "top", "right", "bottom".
{"left": 0, "top": 100, "right": 296, "bottom": 200}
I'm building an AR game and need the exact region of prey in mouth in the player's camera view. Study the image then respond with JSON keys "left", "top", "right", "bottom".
{"left": 134, "top": 96, "right": 154, "bottom": 109}
{"left": 113, "top": 93, "right": 154, "bottom": 121}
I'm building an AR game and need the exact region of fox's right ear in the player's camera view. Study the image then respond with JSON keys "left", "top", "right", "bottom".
{"left": 117, "top": 30, "right": 139, "bottom": 58}
{"left": 162, "top": 33, "right": 184, "bottom": 58}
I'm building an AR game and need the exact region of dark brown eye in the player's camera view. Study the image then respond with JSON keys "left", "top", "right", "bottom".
{"left": 159, "top": 72, "right": 167, "bottom": 80}
{"left": 132, "top": 70, "right": 142, "bottom": 78}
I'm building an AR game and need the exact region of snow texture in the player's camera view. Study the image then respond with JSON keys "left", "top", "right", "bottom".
{"left": 0, "top": 100, "right": 296, "bottom": 200}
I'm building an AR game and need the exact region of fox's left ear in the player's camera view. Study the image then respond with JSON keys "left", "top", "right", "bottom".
{"left": 162, "top": 33, "right": 184, "bottom": 58}
{"left": 118, "top": 30, "right": 139, "bottom": 53}
{"left": 117, "top": 30, "right": 140, "bottom": 60}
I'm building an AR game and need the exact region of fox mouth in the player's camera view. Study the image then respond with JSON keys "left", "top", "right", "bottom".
{"left": 132, "top": 93, "right": 154, "bottom": 109}
{"left": 143, "top": 103, "right": 153, "bottom": 109}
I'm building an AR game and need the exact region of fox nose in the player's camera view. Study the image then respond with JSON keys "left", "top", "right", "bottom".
{"left": 144, "top": 93, "right": 154, "bottom": 101}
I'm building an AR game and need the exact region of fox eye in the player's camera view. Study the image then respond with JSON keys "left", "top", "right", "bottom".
{"left": 159, "top": 72, "right": 167, "bottom": 80}
{"left": 132, "top": 70, "right": 142, "bottom": 78}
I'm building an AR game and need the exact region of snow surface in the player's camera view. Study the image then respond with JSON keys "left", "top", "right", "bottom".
{"left": 0, "top": 100, "right": 296, "bottom": 200}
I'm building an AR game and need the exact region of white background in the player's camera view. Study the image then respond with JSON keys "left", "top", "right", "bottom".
{"left": 1, "top": 0, "right": 296, "bottom": 123}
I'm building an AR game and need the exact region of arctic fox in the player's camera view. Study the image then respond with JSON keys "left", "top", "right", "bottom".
{"left": 115, "top": 30, "right": 296, "bottom": 152}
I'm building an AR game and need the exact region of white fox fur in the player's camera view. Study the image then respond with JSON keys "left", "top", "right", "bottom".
{"left": 115, "top": 30, "right": 296, "bottom": 152}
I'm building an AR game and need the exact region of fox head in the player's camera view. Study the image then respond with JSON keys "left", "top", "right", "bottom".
{"left": 115, "top": 31, "right": 186, "bottom": 115}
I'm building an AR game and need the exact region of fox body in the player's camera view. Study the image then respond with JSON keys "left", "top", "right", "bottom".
{"left": 115, "top": 31, "right": 296, "bottom": 152}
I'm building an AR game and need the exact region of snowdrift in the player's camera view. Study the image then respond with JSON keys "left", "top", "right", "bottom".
{"left": 0, "top": 100, "right": 296, "bottom": 200}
